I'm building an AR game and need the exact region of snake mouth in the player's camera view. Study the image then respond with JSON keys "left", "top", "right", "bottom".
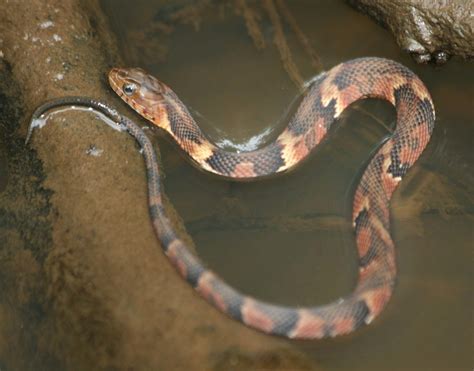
{"left": 108, "top": 72, "right": 121, "bottom": 95}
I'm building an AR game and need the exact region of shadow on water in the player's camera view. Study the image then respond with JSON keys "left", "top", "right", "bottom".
{"left": 102, "top": 0, "right": 472, "bottom": 369}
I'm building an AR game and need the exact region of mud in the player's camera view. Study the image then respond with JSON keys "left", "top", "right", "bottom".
{"left": 348, "top": 0, "right": 474, "bottom": 63}
{"left": 0, "top": 0, "right": 317, "bottom": 370}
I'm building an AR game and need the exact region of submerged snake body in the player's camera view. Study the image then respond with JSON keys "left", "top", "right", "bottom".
{"left": 31, "top": 57, "right": 435, "bottom": 339}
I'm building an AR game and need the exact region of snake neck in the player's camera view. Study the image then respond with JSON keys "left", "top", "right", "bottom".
{"left": 160, "top": 57, "right": 434, "bottom": 180}
{"left": 160, "top": 80, "right": 332, "bottom": 180}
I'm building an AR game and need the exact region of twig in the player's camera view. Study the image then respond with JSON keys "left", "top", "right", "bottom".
{"left": 235, "top": 0, "right": 266, "bottom": 49}
{"left": 262, "top": 0, "right": 304, "bottom": 89}
{"left": 169, "top": 0, "right": 212, "bottom": 31}
{"left": 276, "top": 0, "right": 323, "bottom": 71}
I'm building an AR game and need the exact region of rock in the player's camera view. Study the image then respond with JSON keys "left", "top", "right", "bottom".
{"left": 347, "top": 0, "right": 474, "bottom": 63}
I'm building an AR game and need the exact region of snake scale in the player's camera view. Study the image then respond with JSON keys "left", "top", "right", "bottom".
{"left": 29, "top": 57, "right": 435, "bottom": 339}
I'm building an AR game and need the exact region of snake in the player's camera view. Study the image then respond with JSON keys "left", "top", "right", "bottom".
{"left": 28, "top": 57, "right": 435, "bottom": 339}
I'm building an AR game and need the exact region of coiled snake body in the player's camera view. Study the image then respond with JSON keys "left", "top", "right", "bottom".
{"left": 30, "top": 57, "right": 435, "bottom": 339}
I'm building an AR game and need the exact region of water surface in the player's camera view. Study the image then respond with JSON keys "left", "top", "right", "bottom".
{"left": 103, "top": 1, "right": 473, "bottom": 369}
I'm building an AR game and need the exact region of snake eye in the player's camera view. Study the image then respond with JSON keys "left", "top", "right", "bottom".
{"left": 122, "top": 83, "right": 137, "bottom": 96}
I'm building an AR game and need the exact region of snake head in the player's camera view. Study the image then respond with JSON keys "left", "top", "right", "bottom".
{"left": 108, "top": 67, "right": 172, "bottom": 124}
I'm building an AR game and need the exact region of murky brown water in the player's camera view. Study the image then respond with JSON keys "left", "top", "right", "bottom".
{"left": 1, "top": 0, "right": 468, "bottom": 369}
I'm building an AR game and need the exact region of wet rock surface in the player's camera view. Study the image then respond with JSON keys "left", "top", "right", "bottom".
{"left": 0, "top": 0, "right": 317, "bottom": 370}
{"left": 347, "top": 0, "right": 474, "bottom": 63}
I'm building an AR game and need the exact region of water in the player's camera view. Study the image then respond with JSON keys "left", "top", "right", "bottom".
{"left": 100, "top": 0, "right": 473, "bottom": 369}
